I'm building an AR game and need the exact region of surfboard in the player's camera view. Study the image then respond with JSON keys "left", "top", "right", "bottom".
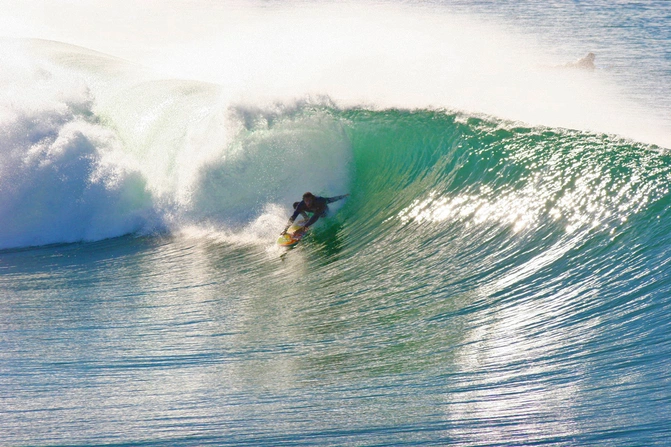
{"left": 277, "top": 224, "right": 308, "bottom": 247}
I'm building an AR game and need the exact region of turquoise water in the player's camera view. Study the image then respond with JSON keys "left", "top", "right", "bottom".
{"left": 2, "top": 1, "right": 671, "bottom": 446}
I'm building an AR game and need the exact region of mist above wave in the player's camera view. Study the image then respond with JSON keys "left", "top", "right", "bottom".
{"left": 3, "top": 1, "right": 669, "bottom": 146}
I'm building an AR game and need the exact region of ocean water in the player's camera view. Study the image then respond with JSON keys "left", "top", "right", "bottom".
{"left": 1, "top": 1, "right": 671, "bottom": 446}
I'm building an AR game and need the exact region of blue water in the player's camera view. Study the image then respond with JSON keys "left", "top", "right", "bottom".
{"left": 1, "top": 1, "right": 671, "bottom": 446}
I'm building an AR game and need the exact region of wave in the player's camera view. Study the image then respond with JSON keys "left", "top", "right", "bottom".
{"left": 1, "top": 37, "right": 670, "bottom": 251}
{"left": 339, "top": 108, "right": 671, "bottom": 300}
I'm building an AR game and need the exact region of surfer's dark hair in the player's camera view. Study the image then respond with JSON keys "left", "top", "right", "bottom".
{"left": 303, "top": 192, "right": 315, "bottom": 199}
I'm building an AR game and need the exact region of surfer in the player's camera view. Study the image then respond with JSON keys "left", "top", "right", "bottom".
{"left": 542, "top": 52, "right": 596, "bottom": 71}
{"left": 563, "top": 52, "right": 596, "bottom": 70}
{"left": 281, "top": 192, "right": 349, "bottom": 236}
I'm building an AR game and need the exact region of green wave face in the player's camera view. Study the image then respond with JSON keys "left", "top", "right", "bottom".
{"left": 338, "top": 107, "right": 671, "bottom": 245}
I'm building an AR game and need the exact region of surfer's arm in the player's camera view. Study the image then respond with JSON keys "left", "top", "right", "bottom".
{"left": 302, "top": 211, "right": 322, "bottom": 229}
{"left": 326, "top": 194, "right": 349, "bottom": 204}
{"left": 281, "top": 215, "right": 296, "bottom": 235}
{"left": 282, "top": 204, "right": 304, "bottom": 234}
{"left": 289, "top": 203, "right": 306, "bottom": 224}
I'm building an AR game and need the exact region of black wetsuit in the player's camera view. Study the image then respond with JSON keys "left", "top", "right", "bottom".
{"left": 288, "top": 195, "right": 348, "bottom": 229}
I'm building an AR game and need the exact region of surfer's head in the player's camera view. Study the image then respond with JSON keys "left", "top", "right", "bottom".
{"left": 303, "top": 192, "right": 315, "bottom": 206}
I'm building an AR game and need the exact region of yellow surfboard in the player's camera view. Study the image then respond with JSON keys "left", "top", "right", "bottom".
{"left": 277, "top": 224, "right": 308, "bottom": 247}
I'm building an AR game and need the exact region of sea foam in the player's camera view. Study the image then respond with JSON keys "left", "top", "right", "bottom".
{"left": 0, "top": 48, "right": 158, "bottom": 249}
